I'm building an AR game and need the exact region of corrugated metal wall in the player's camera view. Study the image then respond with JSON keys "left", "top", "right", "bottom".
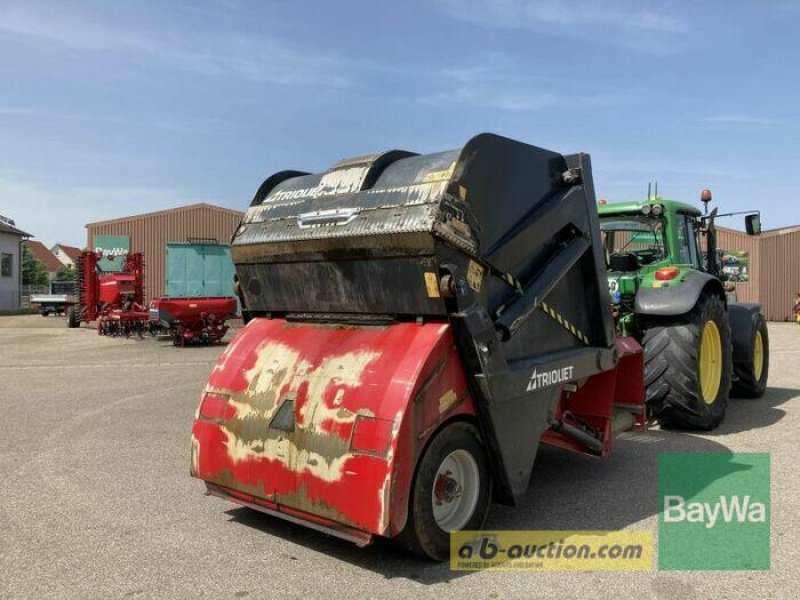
{"left": 715, "top": 226, "right": 800, "bottom": 321}
{"left": 760, "top": 232, "right": 800, "bottom": 321}
{"left": 86, "top": 204, "right": 243, "bottom": 301}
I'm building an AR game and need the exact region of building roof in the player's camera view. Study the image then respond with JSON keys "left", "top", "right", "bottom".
{"left": 24, "top": 240, "right": 64, "bottom": 272}
{"left": 53, "top": 243, "right": 82, "bottom": 261}
{"left": 85, "top": 202, "right": 244, "bottom": 228}
{"left": 0, "top": 217, "right": 31, "bottom": 238}
{"left": 716, "top": 223, "right": 800, "bottom": 238}
{"left": 760, "top": 224, "right": 800, "bottom": 237}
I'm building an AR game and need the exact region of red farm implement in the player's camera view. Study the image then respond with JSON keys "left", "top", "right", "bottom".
{"left": 148, "top": 297, "right": 237, "bottom": 346}
{"left": 67, "top": 251, "right": 150, "bottom": 337}
{"left": 192, "top": 134, "right": 648, "bottom": 560}
{"left": 68, "top": 250, "right": 238, "bottom": 345}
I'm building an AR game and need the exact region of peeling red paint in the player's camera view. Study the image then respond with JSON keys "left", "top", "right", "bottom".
{"left": 192, "top": 318, "right": 474, "bottom": 536}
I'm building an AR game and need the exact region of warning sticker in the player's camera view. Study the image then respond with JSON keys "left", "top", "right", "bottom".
{"left": 467, "top": 261, "right": 485, "bottom": 292}
{"left": 424, "top": 272, "right": 441, "bottom": 298}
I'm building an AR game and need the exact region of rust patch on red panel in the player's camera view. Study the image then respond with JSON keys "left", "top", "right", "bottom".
{"left": 192, "top": 318, "right": 463, "bottom": 535}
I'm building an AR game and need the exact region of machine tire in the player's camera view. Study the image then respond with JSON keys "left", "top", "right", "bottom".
{"left": 66, "top": 306, "right": 81, "bottom": 328}
{"left": 397, "top": 422, "right": 491, "bottom": 561}
{"left": 731, "top": 314, "right": 769, "bottom": 398}
{"left": 642, "top": 293, "right": 732, "bottom": 430}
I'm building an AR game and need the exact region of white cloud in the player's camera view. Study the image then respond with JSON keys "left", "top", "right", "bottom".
{"left": 0, "top": 107, "right": 231, "bottom": 135}
{"left": 419, "top": 59, "right": 637, "bottom": 111}
{"left": 0, "top": 4, "right": 159, "bottom": 52}
{"left": 437, "top": 0, "right": 689, "bottom": 41}
{"left": 0, "top": 3, "right": 350, "bottom": 88}
{"left": 702, "top": 115, "right": 778, "bottom": 126}
{"left": 594, "top": 153, "right": 746, "bottom": 181}
{"left": 0, "top": 175, "right": 225, "bottom": 248}
{"left": 423, "top": 86, "right": 559, "bottom": 111}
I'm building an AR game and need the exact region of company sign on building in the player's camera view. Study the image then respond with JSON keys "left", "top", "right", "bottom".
{"left": 94, "top": 234, "right": 130, "bottom": 272}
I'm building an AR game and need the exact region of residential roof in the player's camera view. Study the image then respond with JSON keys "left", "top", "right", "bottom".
{"left": 85, "top": 202, "right": 244, "bottom": 227}
{"left": 0, "top": 218, "right": 32, "bottom": 238}
{"left": 24, "top": 240, "right": 64, "bottom": 272}
{"left": 53, "top": 243, "right": 82, "bottom": 261}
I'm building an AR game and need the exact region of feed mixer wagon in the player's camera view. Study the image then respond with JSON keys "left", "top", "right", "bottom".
{"left": 191, "top": 133, "right": 645, "bottom": 560}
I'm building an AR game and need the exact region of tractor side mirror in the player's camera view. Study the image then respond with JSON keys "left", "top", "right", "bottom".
{"left": 745, "top": 213, "right": 761, "bottom": 235}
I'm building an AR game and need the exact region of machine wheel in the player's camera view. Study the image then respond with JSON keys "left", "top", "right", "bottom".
{"left": 732, "top": 314, "right": 769, "bottom": 398}
{"left": 397, "top": 422, "right": 492, "bottom": 561}
{"left": 642, "top": 293, "right": 732, "bottom": 430}
{"left": 66, "top": 306, "right": 81, "bottom": 328}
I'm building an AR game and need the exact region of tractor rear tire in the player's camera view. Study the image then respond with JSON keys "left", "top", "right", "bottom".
{"left": 397, "top": 422, "right": 492, "bottom": 561}
{"left": 732, "top": 314, "right": 769, "bottom": 398}
{"left": 642, "top": 293, "right": 732, "bottom": 430}
{"left": 66, "top": 306, "right": 80, "bottom": 329}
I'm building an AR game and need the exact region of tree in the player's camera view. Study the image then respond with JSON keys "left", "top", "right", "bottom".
{"left": 22, "top": 246, "right": 49, "bottom": 286}
{"left": 54, "top": 264, "right": 76, "bottom": 282}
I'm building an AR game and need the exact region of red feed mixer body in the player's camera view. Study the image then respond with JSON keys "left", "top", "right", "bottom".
{"left": 193, "top": 320, "right": 644, "bottom": 544}
{"left": 191, "top": 134, "right": 648, "bottom": 560}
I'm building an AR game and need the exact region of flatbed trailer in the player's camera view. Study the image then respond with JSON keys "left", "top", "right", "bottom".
{"left": 30, "top": 294, "right": 75, "bottom": 316}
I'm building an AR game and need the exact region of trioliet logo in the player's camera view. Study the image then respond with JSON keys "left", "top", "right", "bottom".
{"left": 526, "top": 365, "right": 574, "bottom": 391}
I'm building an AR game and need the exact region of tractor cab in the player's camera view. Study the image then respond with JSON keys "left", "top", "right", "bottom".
{"left": 598, "top": 198, "right": 701, "bottom": 336}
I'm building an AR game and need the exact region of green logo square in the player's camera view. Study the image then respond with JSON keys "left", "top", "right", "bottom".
{"left": 658, "top": 452, "right": 770, "bottom": 570}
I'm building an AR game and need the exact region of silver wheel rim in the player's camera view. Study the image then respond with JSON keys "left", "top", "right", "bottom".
{"left": 431, "top": 449, "right": 480, "bottom": 531}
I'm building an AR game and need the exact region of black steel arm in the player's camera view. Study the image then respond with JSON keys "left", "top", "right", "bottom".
{"left": 494, "top": 235, "right": 591, "bottom": 340}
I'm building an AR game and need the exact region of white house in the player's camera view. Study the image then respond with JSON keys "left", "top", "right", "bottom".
{"left": 51, "top": 243, "right": 82, "bottom": 267}
{"left": 0, "top": 215, "right": 32, "bottom": 311}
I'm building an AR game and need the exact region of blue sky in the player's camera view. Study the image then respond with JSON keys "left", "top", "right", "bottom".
{"left": 1, "top": 0, "right": 798, "bottom": 247}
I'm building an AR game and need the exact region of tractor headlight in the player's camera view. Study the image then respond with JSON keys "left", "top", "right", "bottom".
{"left": 641, "top": 205, "right": 652, "bottom": 216}
{"left": 652, "top": 204, "right": 664, "bottom": 216}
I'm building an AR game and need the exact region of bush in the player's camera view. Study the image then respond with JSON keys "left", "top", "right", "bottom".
{"left": 22, "top": 247, "right": 49, "bottom": 286}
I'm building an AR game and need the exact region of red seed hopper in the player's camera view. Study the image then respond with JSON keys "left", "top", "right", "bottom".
{"left": 149, "top": 296, "right": 237, "bottom": 346}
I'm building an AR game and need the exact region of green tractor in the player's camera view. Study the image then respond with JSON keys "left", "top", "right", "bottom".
{"left": 598, "top": 190, "right": 768, "bottom": 430}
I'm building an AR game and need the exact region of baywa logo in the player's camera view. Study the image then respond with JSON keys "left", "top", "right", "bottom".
{"left": 663, "top": 495, "right": 766, "bottom": 529}
{"left": 527, "top": 365, "right": 574, "bottom": 391}
{"left": 658, "top": 452, "right": 770, "bottom": 570}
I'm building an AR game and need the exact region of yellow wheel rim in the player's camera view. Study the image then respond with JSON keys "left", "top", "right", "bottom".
{"left": 699, "top": 320, "right": 722, "bottom": 404}
{"left": 753, "top": 330, "right": 764, "bottom": 381}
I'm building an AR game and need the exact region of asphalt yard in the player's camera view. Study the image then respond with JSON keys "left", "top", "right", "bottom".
{"left": 1, "top": 314, "right": 798, "bottom": 599}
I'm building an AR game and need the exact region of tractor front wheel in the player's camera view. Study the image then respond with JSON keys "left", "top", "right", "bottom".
{"left": 643, "top": 293, "right": 732, "bottom": 430}
{"left": 732, "top": 314, "right": 769, "bottom": 398}
{"left": 397, "top": 422, "right": 492, "bottom": 561}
